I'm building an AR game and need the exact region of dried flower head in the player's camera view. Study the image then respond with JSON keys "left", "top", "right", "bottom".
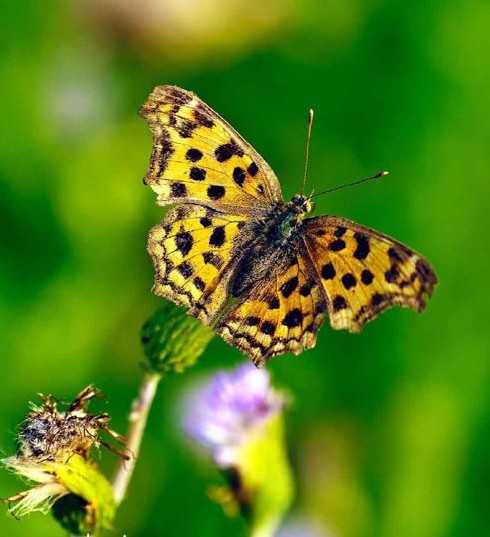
{"left": 2, "top": 386, "right": 124, "bottom": 533}
{"left": 17, "top": 385, "right": 126, "bottom": 461}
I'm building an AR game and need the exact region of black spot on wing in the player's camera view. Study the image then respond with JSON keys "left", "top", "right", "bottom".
{"left": 416, "top": 259, "right": 436, "bottom": 283}
{"left": 177, "top": 261, "right": 193, "bottom": 278}
{"left": 282, "top": 308, "right": 303, "bottom": 328}
{"left": 177, "top": 119, "right": 197, "bottom": 138}
{"left": 193, "top": 276, "right": 205, "bottom": 291}
{"left": 261, "top": 321, "right": 276, "bottom": 335}
{"left": 267, "top": 296, "right": 280, "bottom": 309}
{"left": 166, "top": 87, "right": 192, "bottom": 104}
{"left": 215, "top": 140, "right": 244, "bottom": 162}
{"left": 388, "top": 247, "right": 404, "bottom": 262}
{"left": 203, "top": 251, "right": 223, "bottom": 268}
{"left": 371, "top": 293, "right": 385, "bottom": 306}
{"left": 321, "top": 262, "right": 336, "bottom": 280}
{"left": 280, "top": 276, "right": 299, "bottom": 298}
{"left": 333, "top": 295, "right": 347, "bottom": 311}
{"left": 315, "top": 300, "right": 327, "bottom": 314}
{"left": 190, "top": 167, "right": 206, "bottom": 181}
{"left": 233, "top": 167, "right": 246, "bottom": 186}
{"left": 207, "top": 185, "right": 226, "bottom": 200}
{"left": 193, "top": 109, "right": 214, "bottom": 128}
{"left": 299, "top": 281, "right": 314, "bottom": 297}
{"left": 171, "top": 182, "right": 187, "bottom": 197}
{"left": 361, "top": 269, "right": 374, "bottom": 285}
{"left": 209, "top": 226, "right": 226, "bottom": 247}
{"left": 387, "top": 243, "right": 413, "bottom": 264}
{"left": 341, "top": 273, "right": 357, "bottom": 290}
{"left": 328, "top": 239, "right": 346, "bottom": 252}
{"left": 385, "top": 264, "right": 399, "bottom": 283}
{"left": 334, "top": 226, "right": 347, "bottom": 237}
{"left": 246, "top": 316, "right": 260, "bottom": 326}
{"left": 175, "top": 231, "right": 193, "bottom": 256}
{"left": 152, "top": 133, "right": 174, "bottom": 179}
{"left": 247, "top": 162, "right": 259, "bottom": 176}
{"left": 185, "top": 148, "right": 203, "bottom": 162}
{"left": 353, "top": 232, "right": 370, "bottom": 260}
{"left": 175, "top": 206, "right": 189, "bottom": 219}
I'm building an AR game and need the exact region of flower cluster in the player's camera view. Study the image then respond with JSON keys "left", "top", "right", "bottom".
{"left": 183, "top": 363, "right": 285, "bottom": 466}
{"left": 182, "top": 364, "right": 293, "bottom": 537}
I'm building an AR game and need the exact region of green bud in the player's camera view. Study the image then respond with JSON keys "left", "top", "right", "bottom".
{"left": 141, "top": 303, "right": 214, "bottom": 374}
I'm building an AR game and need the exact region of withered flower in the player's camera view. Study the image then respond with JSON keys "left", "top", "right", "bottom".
{"left": 3, "top": 386, "right": 125, "bottom": 534}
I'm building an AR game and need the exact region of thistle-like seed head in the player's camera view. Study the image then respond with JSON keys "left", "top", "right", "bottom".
{"left": 17, "top": 385, "right": 123, "bottom": 462}
{"left": 3, "top": 386, "right": 122, "bottom": 532}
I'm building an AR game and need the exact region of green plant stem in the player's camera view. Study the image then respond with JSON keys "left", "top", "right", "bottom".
{"left": 112, "top": 372, "right": 161, "bottom": 505}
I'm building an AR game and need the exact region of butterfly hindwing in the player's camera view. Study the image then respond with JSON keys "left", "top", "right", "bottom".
{"left": 140, "top": 85, "right": 282, "bottom": 215}
{"left": 303, "top": 216, "right": 437, "bottom": 332}
{"left": 217, "top": 251, "right": 327, "bottom": 366}
{"left": 147, "top": 204, "right": 247, "bottom": 323}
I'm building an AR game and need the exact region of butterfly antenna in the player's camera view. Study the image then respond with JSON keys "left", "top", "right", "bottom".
{"left": 311, "top": 170, "right": 389, "bottom": 198}
{"left": 301, "top": 109, "right": 315, "bottom": 194}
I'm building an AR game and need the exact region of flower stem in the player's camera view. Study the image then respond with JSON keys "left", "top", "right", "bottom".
{"left": 112, "top": 372, "right": 161, "bottom": 505}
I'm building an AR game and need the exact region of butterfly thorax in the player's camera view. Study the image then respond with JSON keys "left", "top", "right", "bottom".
{"left": 263, "top": 194, "right": 313, "bottom": 246}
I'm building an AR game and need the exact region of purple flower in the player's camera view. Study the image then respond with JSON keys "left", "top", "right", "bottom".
{"left": 182, "top": 364, "right": 284, "bottom": 466}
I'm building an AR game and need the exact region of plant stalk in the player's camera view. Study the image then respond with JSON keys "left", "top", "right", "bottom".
{"left": 112, "top": 372, "right": 161, "bottom": 505}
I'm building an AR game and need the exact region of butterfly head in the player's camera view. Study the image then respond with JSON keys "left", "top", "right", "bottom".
{"left": 290, "top": 194, "right": 314, "bottom": 219}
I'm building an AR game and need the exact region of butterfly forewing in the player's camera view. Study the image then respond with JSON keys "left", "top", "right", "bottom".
{"left": 140, "top": 85, "right": 283, "bottom": 215}
{"left": 303, "top": 216, "right": 437, "bottom": 332}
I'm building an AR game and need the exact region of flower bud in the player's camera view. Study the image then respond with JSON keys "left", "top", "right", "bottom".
{"left": 141, "top": 303, "right": 214, "bottom": 374}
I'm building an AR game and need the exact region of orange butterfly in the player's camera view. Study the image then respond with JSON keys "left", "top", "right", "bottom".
{"left": 141, "top": 86, "right": 437, "bottom": 366}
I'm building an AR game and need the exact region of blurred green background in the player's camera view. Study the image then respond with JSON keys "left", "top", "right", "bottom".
{"left": 1, "top": 0, "right": 489, "bottom": 536}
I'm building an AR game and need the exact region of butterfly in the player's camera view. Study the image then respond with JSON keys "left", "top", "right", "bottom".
{"left": 140, "top": 85, "right": 437, "bottom": 366}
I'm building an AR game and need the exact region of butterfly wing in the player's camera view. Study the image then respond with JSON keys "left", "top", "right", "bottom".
{"left": 148, "top": 204, "right": 248, "bottom": 324}
{"left": 140, "top": 85, "right": 283, "bottom": 215}
{"left": 216, "top": 249, "right": 328, "bottom": 366}
{"left": 303, "top": 216, "right": 437, "bottom": 332}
